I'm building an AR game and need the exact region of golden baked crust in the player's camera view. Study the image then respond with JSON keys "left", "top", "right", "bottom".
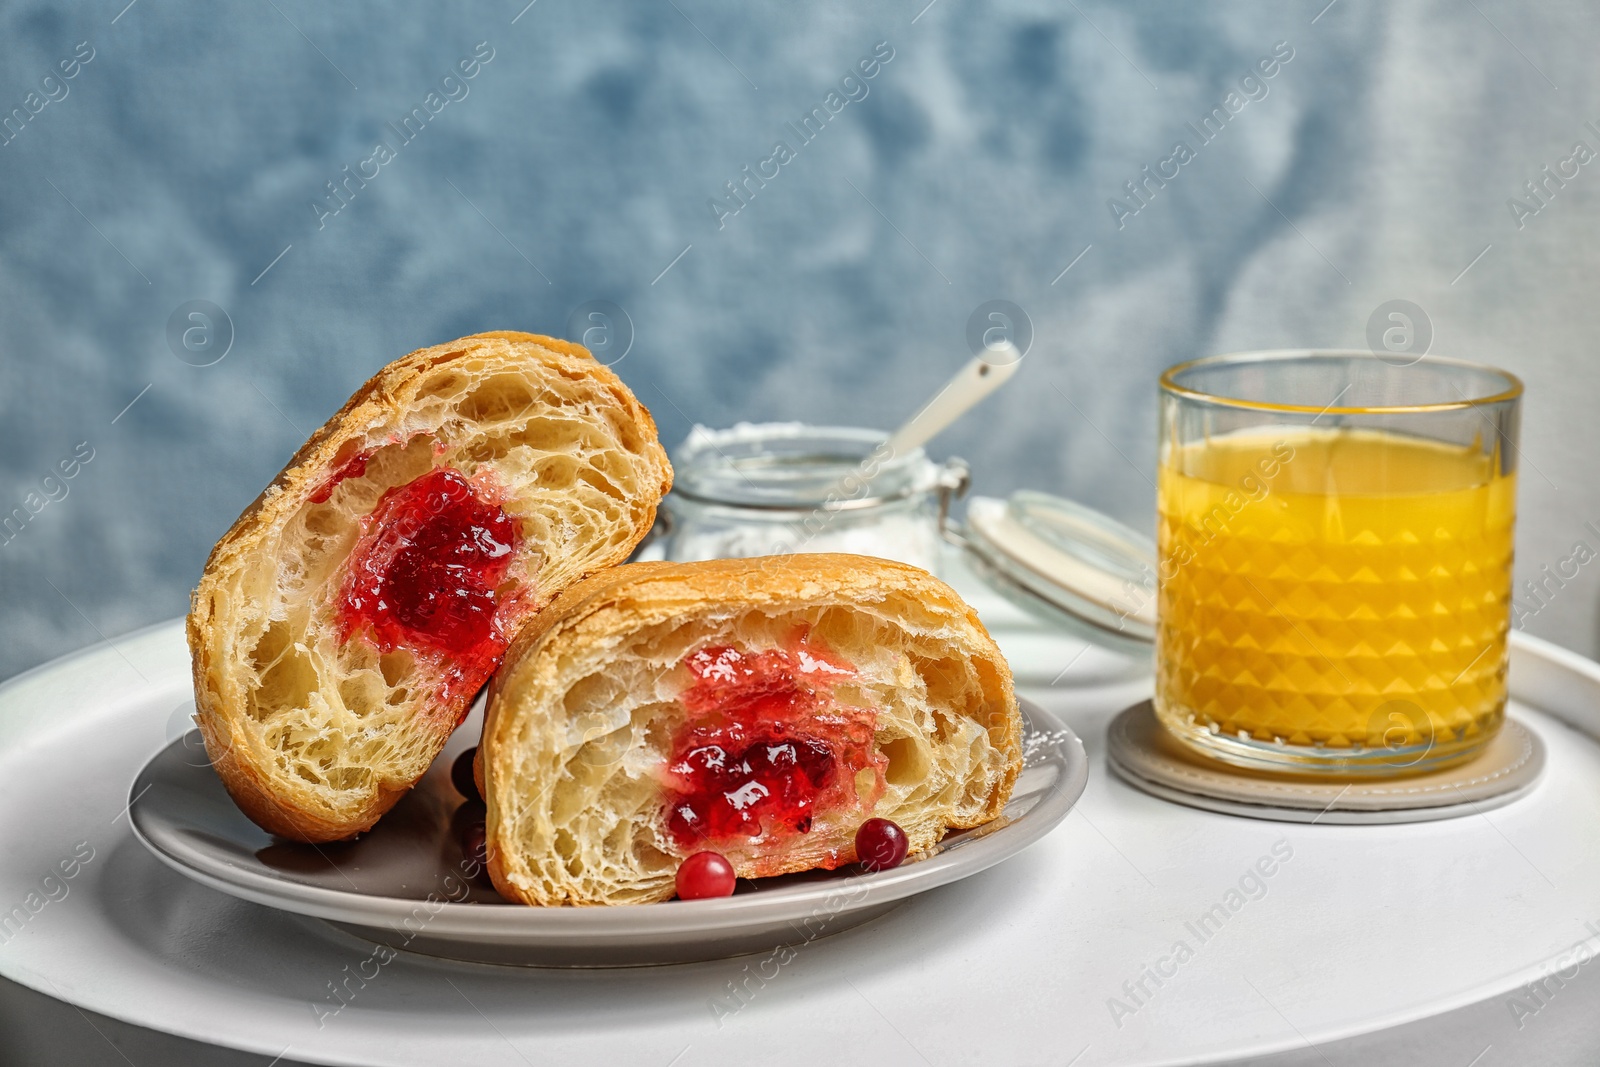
{"left": 480, "top": 554, "right": 1021, "bottom": 905}
{"left": 188, "top": 331, "right": 671, "bottom": 842}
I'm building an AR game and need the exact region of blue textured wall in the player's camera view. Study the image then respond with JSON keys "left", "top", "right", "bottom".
{"left": 2, "top": 0, "right": 1599, "bottom": 679}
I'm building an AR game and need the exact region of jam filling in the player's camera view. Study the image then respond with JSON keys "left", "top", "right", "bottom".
{"left": 309, "top": 452, "right": 371, "bottom": 503}
{"left": 662, "top": 641, "right": 883, "bottom": 860}
{"left": 336, "top": 467, "right": 522, "bottom": 703}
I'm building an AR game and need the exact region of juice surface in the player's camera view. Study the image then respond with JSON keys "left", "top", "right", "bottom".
{"left": 1156, "top": 427, "right": 1515, "bottom": 750}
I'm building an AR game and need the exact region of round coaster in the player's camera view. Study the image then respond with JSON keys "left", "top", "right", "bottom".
{"left": 1105, "top": 701, "right": 1545, "bottom": 824}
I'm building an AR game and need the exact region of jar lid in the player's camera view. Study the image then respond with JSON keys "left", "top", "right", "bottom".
{"left": 948, "top": 491, "right": 1157, "bottom": 654}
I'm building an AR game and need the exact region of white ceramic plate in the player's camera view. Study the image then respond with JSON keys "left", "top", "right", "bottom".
{"left": 127, "top": 698, "right": 1085, "bottom": 966}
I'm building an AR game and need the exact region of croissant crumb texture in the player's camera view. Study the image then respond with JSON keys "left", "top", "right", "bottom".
{"left": 482, "top": 555, "right": 1022, "bottom": 906}
{"left": 187, "top": 331, "right": 671, "bottom": 843}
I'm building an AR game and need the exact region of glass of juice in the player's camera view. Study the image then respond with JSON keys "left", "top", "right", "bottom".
{"left": 1155, "top": 350, "right": 1521, "bottom": 775}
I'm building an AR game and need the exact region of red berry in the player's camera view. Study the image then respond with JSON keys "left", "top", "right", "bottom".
{"left": 461, "top": 820, "right": 489, "bottom": 872}
{"left": 676, "top": 851, "right": 736, "bottom": 899}
{"left": 452, "top": 800, "right": 490, "bottom": 878}
{"left": 856, "top": 818, "right": 908, "bottom": 872}
{"left": 451, "top": 747, "right": 481, "bottom": 800}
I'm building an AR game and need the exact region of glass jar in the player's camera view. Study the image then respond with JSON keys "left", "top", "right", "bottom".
{"left": 659, "top": 423, "right": 969, "bottom": 571}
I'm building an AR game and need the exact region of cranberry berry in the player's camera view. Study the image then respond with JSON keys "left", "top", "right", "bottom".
{"left": 676, "top": 851, "right": 737, "bottom": 900}
{"left": 452, "top": 800, "right": 490, "bottom": 876}
{"left": 451, "top": 747, "right": 481, "bottom": 800}
{"left": 460, "top": 819, "right": 489, "bottom": 874}
{"left": 856, "top": 817, "right": 908, "bottom": 872}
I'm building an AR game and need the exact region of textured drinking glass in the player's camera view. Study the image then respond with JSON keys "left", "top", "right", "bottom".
{"left": 1155, "top": 351, "right": 1521, "bottom": 775}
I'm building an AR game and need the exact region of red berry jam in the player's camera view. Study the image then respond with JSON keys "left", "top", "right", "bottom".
{"left": 661, "top": 641, "right": 884, "bottom": 868}
{"left": 855, "top": 817, "right": 909, "bottom": 872}
{"left": 336, "top": 468, "right": 523, "bottom": 703}
{"left": 675, "top": 851, "right": 736, "bottom": 900}
{"left": 309, "top": 452, "right": 371, "bottom": 503}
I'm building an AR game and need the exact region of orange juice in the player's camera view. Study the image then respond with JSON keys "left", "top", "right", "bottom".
{"left": 1155, "top": 427, "right": 1515, "bottom": 770}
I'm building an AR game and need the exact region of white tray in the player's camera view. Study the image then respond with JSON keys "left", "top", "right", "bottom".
{"left": 2, "top": 618, "right": 1598, "bottom": 1066}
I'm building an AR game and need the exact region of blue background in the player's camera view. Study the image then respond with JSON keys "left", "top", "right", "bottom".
{"left": 2, "top": 0, "right": 1598, "bottom": 679}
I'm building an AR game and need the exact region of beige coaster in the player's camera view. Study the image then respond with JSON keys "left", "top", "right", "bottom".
{"left": 1105, "top": 701, "right": 1545, "bottom": 824}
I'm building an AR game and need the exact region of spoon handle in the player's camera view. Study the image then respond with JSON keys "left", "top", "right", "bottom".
{"left": 884, "top": 343, "right": 1023, "bottom": 456}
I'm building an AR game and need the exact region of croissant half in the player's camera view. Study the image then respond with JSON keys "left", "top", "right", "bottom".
{"left": 188, "top": 331, "right": 671, "bottom": 842}
{"left": 479, "top": 555, "right": 1022, "bottom": 906}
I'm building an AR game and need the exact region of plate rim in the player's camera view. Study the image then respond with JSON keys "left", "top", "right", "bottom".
{"left": 128, "top": 698, "right": 1086, "bottom": 938}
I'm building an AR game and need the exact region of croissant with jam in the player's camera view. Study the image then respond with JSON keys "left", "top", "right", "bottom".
{"left": 477, "top": 555, "right": 1022, "bottom": 905}
{"left": 187, "top": 331, "right": 671, "bottom": 842}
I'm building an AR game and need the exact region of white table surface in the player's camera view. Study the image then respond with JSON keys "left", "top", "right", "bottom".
{"left": 4, "top": 582, "right": 1600, "bottom": 1066}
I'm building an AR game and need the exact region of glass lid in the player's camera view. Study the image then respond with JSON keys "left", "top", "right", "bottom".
{"left": 948, "top": 490, "right": 1157, "bottom": 655}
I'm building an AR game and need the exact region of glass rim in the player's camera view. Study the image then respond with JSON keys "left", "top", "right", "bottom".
{"left": 1159, "top": 349, "right": 1524, "bottom": 416}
